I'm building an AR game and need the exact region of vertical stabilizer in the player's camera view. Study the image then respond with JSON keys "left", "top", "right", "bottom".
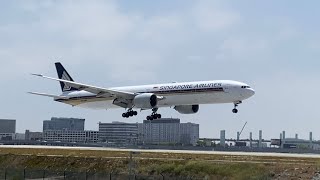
{"left": 55, "top": 62, "right": 78, "bottom": 92}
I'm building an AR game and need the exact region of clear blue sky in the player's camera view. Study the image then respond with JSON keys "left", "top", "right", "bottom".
{"left": 1, "top": 0, "right": 319, "bottom": 140}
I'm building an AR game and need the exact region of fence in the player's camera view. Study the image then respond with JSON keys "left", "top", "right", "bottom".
{"left": 0, "top": 168, "right": 201, "bottom": 180}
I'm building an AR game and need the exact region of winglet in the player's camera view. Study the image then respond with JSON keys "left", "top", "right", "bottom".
{"left": 31, "top": 73, "right": 44, "bottom": 77}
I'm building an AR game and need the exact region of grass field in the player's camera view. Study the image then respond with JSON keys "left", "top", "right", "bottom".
{"left": 0, "top": 146, "right": 320, "bottom": 179}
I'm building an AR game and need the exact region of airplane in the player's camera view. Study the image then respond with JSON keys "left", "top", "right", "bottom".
{"left": 30, "top": 62, "right": 255, "bottom": 120}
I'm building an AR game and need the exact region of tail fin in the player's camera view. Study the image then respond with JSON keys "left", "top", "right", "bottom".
{"left": 55, "top": 62, "right": 78, "bottom": 92}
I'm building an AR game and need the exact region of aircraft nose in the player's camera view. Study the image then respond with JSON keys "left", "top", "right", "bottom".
{"left": 247, "top": 88, "right": 255, "bottom": 97}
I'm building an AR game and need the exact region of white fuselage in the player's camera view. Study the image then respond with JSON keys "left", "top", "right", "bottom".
{"left": 55, "top": 80, "right": 255, "bottom": 110}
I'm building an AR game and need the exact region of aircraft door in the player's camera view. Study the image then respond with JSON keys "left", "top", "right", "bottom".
{"left": 223, "top": 84, "right": 230, "bottom": 93}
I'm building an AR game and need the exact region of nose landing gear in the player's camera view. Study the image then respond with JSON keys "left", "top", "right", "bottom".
{"left": 232, "top": 101, "right": 242, "bottom": 114}
{"left": 232, "top": 108, "right": 238, "bottom": 114}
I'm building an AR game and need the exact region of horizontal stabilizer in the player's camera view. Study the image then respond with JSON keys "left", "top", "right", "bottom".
{"left": 31, "top": 74, "right": 136, "bottom": 99}
{"left": 28, "top": 92, "right": 69, "bottom": 99}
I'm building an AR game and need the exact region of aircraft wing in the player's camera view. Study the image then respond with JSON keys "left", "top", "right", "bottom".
{"left": 28, "top": 92, "right": 69, "bottom": 99}
{"left": 31, "top": 74, "right": 136, "bottom": 99}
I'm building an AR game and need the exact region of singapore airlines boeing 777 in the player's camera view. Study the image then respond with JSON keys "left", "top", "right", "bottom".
{"left": 30, "top": 63, "right": 255, "bottom": 120}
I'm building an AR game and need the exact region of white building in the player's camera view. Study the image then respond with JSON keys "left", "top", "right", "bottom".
{"left": 141, "top": 119, "right": 181, "bottom": 145}
{"left": 43, "top": 117, "right": 85, "bottom": 131}
{"left": 0, "top": 133, "right": 25, "bottom": 140}
{"left": 43, "top": 130, "right": 99, "bottom": 143}
{"left": 0, "top": 133, "right": 14, "bottom": 141}
{"left": 140, "top": 118, "right": 199, "bottom": 146}
{"left": 180, "top": 122, "right": 199, "bottom": 146}
{"left": 99, "top": 122, "right": 139, "bottom": 144}
{"left": 13, "top": 133, "right": 25, "bottom": 140}
{"left": 25, "top": 130, "right": 43, "bottom": 141}
{"left": 283, "top": 138, "right": 320, "bottom": 150}
{"left": 98, "top": 119, "right": 199, "bottom": 146}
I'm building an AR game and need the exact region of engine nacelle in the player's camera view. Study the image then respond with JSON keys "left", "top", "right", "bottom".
{"left": 174, "top": 105, "right": 199, "bottom": 114}
{"left": 133, "top": 93, "right": 157, "bottom": 109}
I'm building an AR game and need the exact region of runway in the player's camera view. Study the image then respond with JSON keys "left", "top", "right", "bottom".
{"left": 1, "top": 145, "right": 320, "bottom": 159}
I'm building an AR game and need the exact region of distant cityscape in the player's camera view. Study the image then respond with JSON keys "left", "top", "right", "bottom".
{"left": 0, "top": 118, "right": 199, "bottom": 146}
{"left": 0, "top": 118, "right": 320, "bottom": 152}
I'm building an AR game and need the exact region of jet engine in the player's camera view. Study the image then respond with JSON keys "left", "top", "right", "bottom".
{"left": 133, "top": 93, "right": 157, "bottom": 109}
{"left": 174, "top": 105, "right": 199, "bottom": 114}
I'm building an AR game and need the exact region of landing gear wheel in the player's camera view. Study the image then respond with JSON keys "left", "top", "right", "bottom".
{"left": 122, "top": 109, "right": 138, "bottom": 118}
{"left": 147, "top": 113, "right": 161, "bottom": 120}
{"left": 146, "top": 108, "right": 162, "bottom": 121}
{"left": 232, "top": 101, "right": 241, "bottom": 114}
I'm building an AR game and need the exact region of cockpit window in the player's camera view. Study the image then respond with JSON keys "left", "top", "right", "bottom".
{"left": 241, "top": 86, "right": 251, "bottom": 88}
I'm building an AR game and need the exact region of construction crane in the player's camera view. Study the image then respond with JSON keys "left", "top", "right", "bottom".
{"left": 237, "top": 121, "right": 247, "bottom": 141}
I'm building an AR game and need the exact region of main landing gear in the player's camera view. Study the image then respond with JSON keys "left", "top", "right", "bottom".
{"left": 232, "top": 101, "right": 242, "bottom": 114}
{"left": 146, "top": 108, "right": 162, "bottom": 121}
{"left": 122, "top": 109, "right": 138, "bottom": 118}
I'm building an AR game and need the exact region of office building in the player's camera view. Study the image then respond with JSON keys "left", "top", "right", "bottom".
{"left": 99, "top": 122, "right": 139, "bottom": 144}
{"left": 25, "top": 130, "right": 43, "bottom": 141}
{"left": 0, "top": 133, "right": 14, "bottom": 141}
{"left": 13, "top": 133, "right": 25, "bottom": 140}
{"left": 43, "top": 117, "right": 85, "bottom": 131}
{"left": 0, "top": 133, "right": 24, "bottom": 141}
{"left": 43, "top": 130, "right": 99, "bottom": 143}
{"left": 180, "top": 122, "right": 199, "bottom": 146}
{"left": 98, "top": 118, "right": 199, "bottom": 145}
{"left": 220, "top": 130, "right": 226, "bottom": 147}
{"left": 140, "top": 118, "right": 199, "bottom": 145}
{"left": 0, "top": 119, "right": 16, "bottom": 133}
{"left": 141, "top": 119, "right": 181, "bottom": 145}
